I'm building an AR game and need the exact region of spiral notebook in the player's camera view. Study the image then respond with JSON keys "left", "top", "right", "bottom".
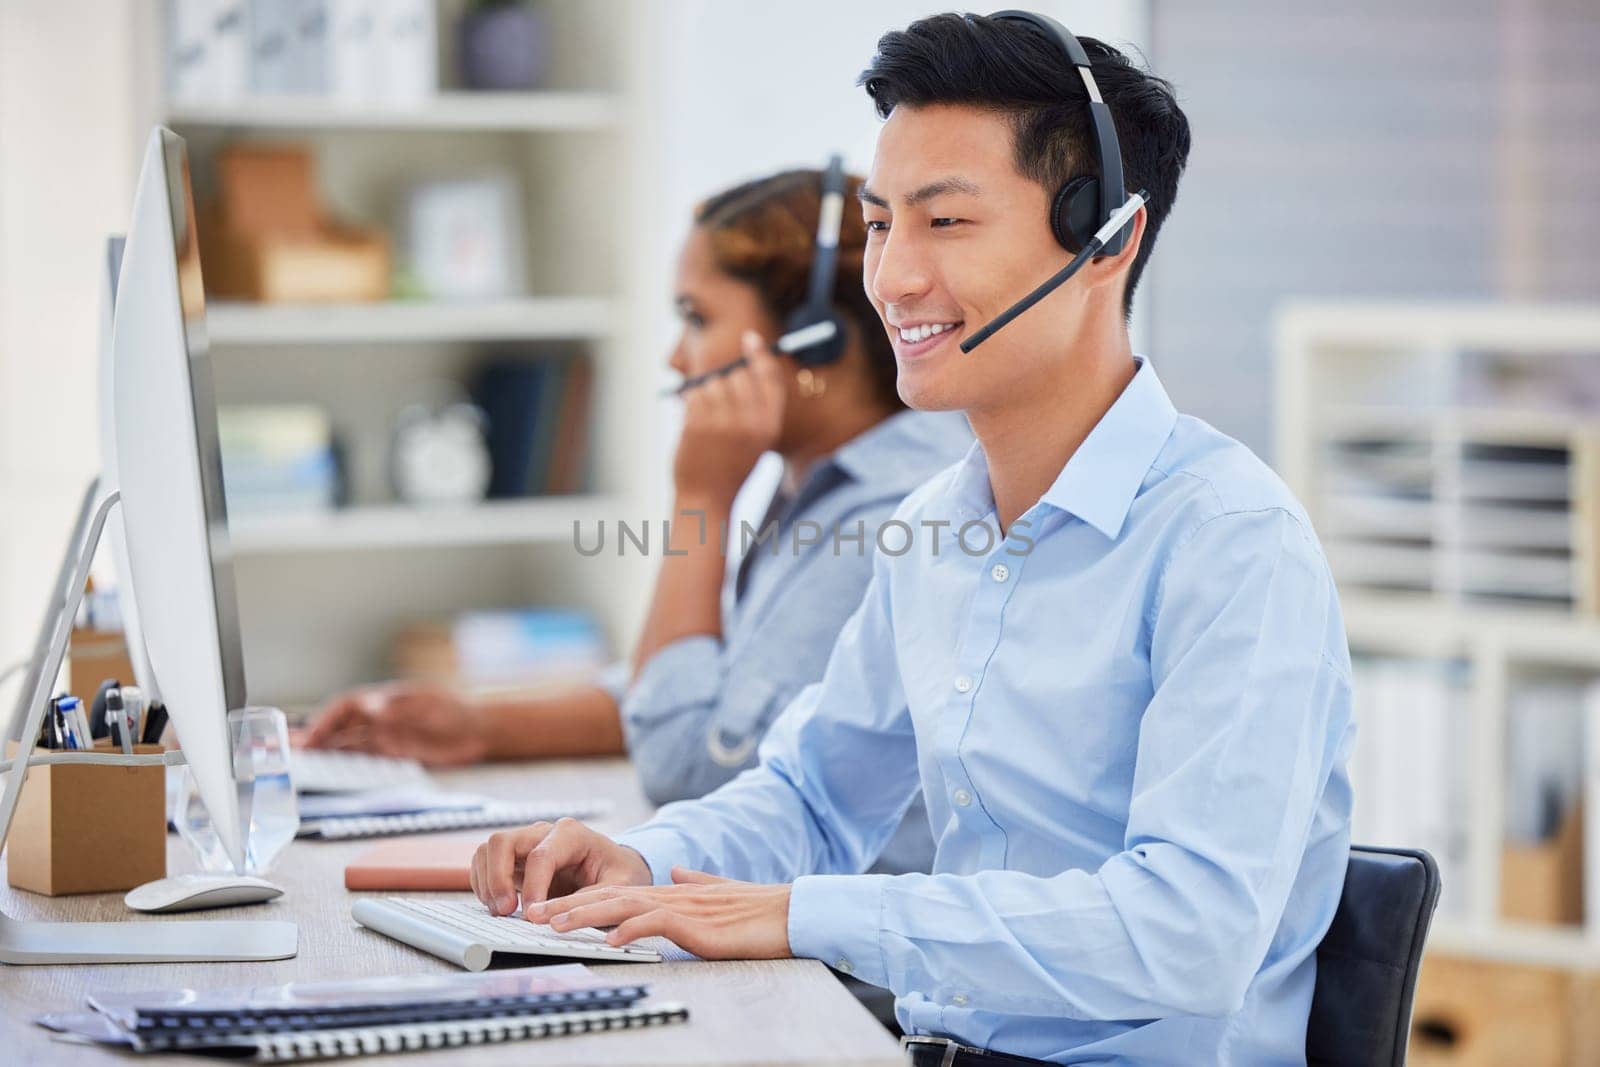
{"left": 41, "top": 964, "right": 688, "bottom": 1059}
{"left": 297, "top": 799, "right": 611, "bottom": 840}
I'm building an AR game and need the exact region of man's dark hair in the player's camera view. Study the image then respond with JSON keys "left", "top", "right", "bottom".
{"left": 858, "top": 13, "right": 1191, "bottom": 317}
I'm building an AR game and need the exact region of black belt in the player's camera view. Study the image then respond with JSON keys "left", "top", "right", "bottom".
{"left": 901, "top": 1035, "right": 1055, "bottom": 1067}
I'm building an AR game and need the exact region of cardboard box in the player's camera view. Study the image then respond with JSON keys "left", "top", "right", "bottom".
{"left": 4, "top": 740, "right": 166, "bottom": 896}
{"left": 199, "top": 143, "right": 390, "bottom": 303}
{"left": 67, "top": 627, "right": 139, "bottom": 707}
{"left": 1409, "top": 953, "right": 1600, "bottom": 1066}
{"left": 1501, "top": 802, "right": 1585, "bottom": 926}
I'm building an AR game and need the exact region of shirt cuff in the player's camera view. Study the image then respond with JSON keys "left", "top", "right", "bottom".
{"left": 621, "top": 635, "right": 722, "bottom": 735}
{"left": 787, "top": 873, "right": 891, "bottom": 988}
{"left": 612, "top": 825, "right": 701, "bottom": 887}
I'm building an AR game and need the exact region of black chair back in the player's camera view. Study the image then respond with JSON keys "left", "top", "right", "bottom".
{"left": 1306, "top": 845, "right": 1440, "bottom": 1066}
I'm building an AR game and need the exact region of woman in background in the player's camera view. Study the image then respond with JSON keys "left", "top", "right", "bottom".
{"left": 304, "top": 166, "right": 970, "bottom": 874}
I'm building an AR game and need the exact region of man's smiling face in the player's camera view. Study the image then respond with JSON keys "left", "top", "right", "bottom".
{"left": 860, "top": 102, "right": 1083, "bottom": 415}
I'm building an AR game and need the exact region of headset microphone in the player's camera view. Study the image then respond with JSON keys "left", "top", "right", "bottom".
{"left": 960, "top": 190, "right": 1145, "bottom": 353}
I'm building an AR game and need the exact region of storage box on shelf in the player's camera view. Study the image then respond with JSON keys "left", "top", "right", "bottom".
{"left": 1277, "top": 304, "right": 1600, "bottom": 1013}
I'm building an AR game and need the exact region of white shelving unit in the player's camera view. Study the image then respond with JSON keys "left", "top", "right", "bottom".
{"left": 167, "top": 91, "right": 620, "bottom": 132}
{"left": 129, "top": 0, "right": 657, "bottom": 706}
{"left": 1277, "top": 302, "right": 1600, "bottom": 971}
{"left": 229, "top": 495, "right": 621, "bottom": 555}
{"left": 206, "top": 297, "right": 616, "bottom": 345}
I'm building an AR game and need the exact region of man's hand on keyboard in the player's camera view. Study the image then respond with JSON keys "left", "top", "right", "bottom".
{"left": 303, "top": 682, "right": 488, "bottom": 767}
{"left": 472, "top": 818, "right": 652, "bottom": 917}
{"left": 528, "top": 867, "right": 794, "bottom": 961}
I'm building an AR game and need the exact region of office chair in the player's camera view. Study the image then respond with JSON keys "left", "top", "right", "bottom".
{"left": 1307, "top": 845, "right": 1441, "bottom": 1066}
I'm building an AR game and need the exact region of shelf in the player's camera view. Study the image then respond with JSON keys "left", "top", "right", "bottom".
{"left": 166, "top": 91, "right": 620, "bottom": 132}
{"left": 1429, "top": 919, "right": 1600, "bottom": 970}
{"left": 228, "top": 497, "right": 620, "bottom": 555}
{"left": 1342, "top": 591, "right": 1600, "bottom": 667}
{"left": 1321, "top": 404, "right": 1594, "bottom": 447}
{"left": 205, "top": 298, "right": 616, "bottom": 345}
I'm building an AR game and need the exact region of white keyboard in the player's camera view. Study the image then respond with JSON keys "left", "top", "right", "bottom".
{"left": 352, "top": 897, "right": 667, "bottom": 972}
{"left": 290, "top": 749, "right": 432, "bottom": 794}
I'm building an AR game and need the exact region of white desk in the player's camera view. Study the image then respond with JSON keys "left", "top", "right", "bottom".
{"left": 0, "top": 757, "right": 904, "bottom": 1066}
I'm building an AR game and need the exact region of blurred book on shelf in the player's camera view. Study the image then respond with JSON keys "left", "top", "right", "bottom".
{"left": 169, "top": 0, "right": 438, "bottom": 105}
{"left": 474, "top": 354, "right": 595, "bottom": 498}
{"left": 1348, "top": 656, "right": 1473, "bottom": 917}
{"left": 200, "top": 143, "right": 390, "bottom": 303}
{"left": 394, "top": 608, "right": 607, "bottom": 692}
{"left": 219, "top": 404, "right": 342, "bottom": 516}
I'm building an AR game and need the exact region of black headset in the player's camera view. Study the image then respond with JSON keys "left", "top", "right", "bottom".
{"left": 782, "top": 153, "right": 850, "bottom": 367}
{"left": 666, "top": 155, "right": 850, "bottom": 396}
{"left": 959, "top": 11, "right": 1146, "bottom": 352}
{"left": 988, "top": 9, "right": 1128, "bottom": 257}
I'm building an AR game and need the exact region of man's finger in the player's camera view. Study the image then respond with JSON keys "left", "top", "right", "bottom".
{"left": 546, "top": 892, "right": 654, "bottom": 933}
{"left": 484, "top": 824, "right": 549, "bottom": 915}
{"left": 518, "top": 819, "right": 586, "bottom": 909}
{"left": 605, "top": 908, "right": 686, "bottom": 948}
{"left": 670, "top": 866, "right": 731, "bottom": 886}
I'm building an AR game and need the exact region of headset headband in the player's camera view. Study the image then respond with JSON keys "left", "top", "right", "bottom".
{"left": 802, "top": 154, "right": 846, "bottom": 321}
{"left": 988, "top": 10, "right": 1128, "bottom": 255}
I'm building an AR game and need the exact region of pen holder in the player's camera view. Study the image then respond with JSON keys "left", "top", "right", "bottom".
{"left": 4, "top": 740, "right": 167, "bottom": 896}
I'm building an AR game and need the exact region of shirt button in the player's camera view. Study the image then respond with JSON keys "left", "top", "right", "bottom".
{"left": 953, "top": 789, "right": 972, "bottom": 807}
{"left": 952, "top": 992, "right": 970, "bottom": 1007}
{"left": 990, "top": 563, "right": 1010, "bottom": 582}
{"left": 835, "top": 957, "right": 853, "bottom": 975}
{"left": 953, "top": 675, "right": 973, "bottom": 693}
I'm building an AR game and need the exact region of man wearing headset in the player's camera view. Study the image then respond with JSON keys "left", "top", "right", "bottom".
{"left": 471, "top": 13, "right": 1354, "bottom": 1064}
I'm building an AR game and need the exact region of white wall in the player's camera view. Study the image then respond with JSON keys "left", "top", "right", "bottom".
{"left": 0, "top": 3, "right": 153, "bottom": 683}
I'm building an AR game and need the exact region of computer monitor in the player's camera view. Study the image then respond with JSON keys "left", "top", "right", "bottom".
{"left": 0, "top": 127, "right": 294, "bottom": 964}
{"left": 111, "top": 127, "right": 250, "bottom": 871}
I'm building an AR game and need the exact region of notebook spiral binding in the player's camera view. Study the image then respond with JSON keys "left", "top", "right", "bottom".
{"left": 303, "top": 801, "right": 610, "bottom": 841}
{"left": 250, "top": 1003, "right": 690, "bottom": 1062}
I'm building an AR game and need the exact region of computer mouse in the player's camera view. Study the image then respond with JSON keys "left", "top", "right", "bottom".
{"left": 124, "top": 873, "right": 284, "bottom": 913}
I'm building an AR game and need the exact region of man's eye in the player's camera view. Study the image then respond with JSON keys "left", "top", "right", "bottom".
{"left": 864, "top": 219, "right": 889, "bottom": 234}
{"left": 681, "top": 310, "right": 706, "bottom": 328}
{"left": 931, "top": 217, "right": 964, "bottom": 228}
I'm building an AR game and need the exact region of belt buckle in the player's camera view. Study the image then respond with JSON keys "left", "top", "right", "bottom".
{"left": 900, "top": 1035, "right": 963, "bottom": 1067}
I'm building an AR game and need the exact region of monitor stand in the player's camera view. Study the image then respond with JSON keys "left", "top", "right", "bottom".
{"left": 0, "top": 480, "right": 297, "bottom": 964}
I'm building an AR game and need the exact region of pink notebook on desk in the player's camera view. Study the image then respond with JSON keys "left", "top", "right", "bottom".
{"left": 343, "top": 833, "right": 482, "bottom": 891}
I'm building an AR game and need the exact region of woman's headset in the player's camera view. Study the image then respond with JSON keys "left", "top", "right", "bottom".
{"left": 667, "top": 154, "right": 851, "bottom": 395}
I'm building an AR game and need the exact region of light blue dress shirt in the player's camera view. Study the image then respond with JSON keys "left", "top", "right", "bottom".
{"left": 618, "top": 358, "right": 1354, "bottom": 1064}
{"left": 619, "top": 409, "right": 973, "bottom": 874}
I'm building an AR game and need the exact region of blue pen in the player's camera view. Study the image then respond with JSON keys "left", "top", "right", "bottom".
{"left": 57, "top": 695, "right": 88, "bottom": 750}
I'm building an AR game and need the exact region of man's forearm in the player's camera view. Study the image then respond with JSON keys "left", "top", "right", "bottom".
{"left": 629, "top": 494, "right": 730, "bottom": 678}
{"left": 477, "top": 685, "right": 626, "bottom": 759}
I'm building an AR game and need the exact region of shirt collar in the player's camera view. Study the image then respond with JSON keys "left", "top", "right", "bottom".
{"left": 1040, "top": 357, "right": 1177, "bottom": 539}
{"left": 941, "top": 357, "right": 1178, "bottom": 540}
{"left": 827, "top": 409, "right": 974, "bottom": 495}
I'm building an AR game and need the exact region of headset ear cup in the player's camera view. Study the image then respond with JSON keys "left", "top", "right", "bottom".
{"left": 1051, "top": 175, "right": 1101, "bottom": 253}
{"left": 784, "top": 310, "right": 849, "bottom": 368}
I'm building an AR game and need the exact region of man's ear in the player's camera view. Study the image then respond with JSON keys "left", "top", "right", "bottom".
{"left": 1081, "top": 205, "right": 1147, "bottom": 294}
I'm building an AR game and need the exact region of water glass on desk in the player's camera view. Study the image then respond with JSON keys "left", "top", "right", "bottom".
{"left": 175, "top": 706, "right": 300, "bottom": 875}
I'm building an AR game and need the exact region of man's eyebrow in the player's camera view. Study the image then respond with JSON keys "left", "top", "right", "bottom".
{"left": 857, "top": 177, "right": 983, "bottom": 210}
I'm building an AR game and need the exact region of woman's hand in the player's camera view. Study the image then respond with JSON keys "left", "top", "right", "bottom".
{"left": 530, "top": 866, "right": 793, "bottom": 960}
{"left": 672, "top": 331, "right": 786, "bottom": 506}
{"left": 301, "top": 681, "right": 488, "bottom": 767}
